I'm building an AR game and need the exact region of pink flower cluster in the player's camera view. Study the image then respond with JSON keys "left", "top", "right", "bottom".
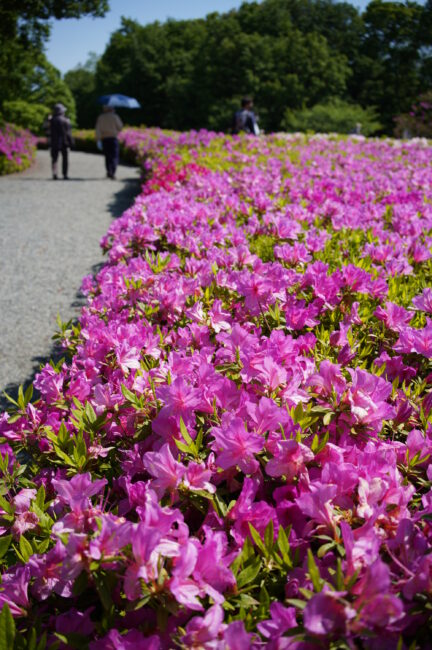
{"left": 0, "top": 130, "right": 432, "bottom": 648}
{"left": 0, "top": 123, "right": 36, "bottom": 175}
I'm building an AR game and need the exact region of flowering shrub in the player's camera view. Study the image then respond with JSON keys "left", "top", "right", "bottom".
{"left": 0, "top": 123, "right": 37, "bottom": 175}
{"left": 394, "top": 92, "right": 432, "bottom": 139}
{"left": 1, "top": 129, "right": 432, "bottom": 648}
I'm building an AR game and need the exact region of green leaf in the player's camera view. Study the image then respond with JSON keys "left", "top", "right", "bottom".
{"left": 323, "top": 411, "right": 333, "bottom": 426}
{"left": 173, "top": 439, "right": 191, "bottom": 455}
{"left": 0, "top": 603, "right": 16, "bottom": 649}
{"left": 0, "top": 535, "right": 12, "bottom": 559}
{"left": 121, "top": 384, "right": 137, "bottom": 404}
{"left": 27, "top": 627, "right": 38, "bottom": 650}
{"left": 237, "top": 556, "right": 262, "bottom": 588}
{"left": 310, "top": 434, "right": 319, "bottom": 453}
{"left": 212, "top": 492, "right": 227, "bottom": 518}
{"left": 317, "top": 542, "right": 335, "bottom": 558}
{"left": 307, "top": 549, "right": 322, "bottom": 592}
{"left": 35, "top": 485, "right": 46, "bottom": 510}
{"left": 248, "top": 523, "right": 267, "bottom": 555}
{"left": 179, "top": 417, "right": 194, "bottom": 447}
{"left": 94, "top": 573, "right": 113, "bottom": 611}
{"left": 277, "top": 526, "right": 292, "bottom": 567}
{"left": 19, "top": 535, "right": 33, "bottom": 562}
{"left": 336, "top": 558, "right": 344, "bottom": 591}
{"left": 0, "top": 495, "right": 13, "bottom": 515}
{"left": 286, "top": 598, "right": 307, "bottom": 609}
{"left": 2, "top": 392, "right": 19, "bottom": 407}
{"left": 264, "top": 519, "right": 274, "bottom": 550}
{"left": 36, "top": 632, "right": 47, "bottom": 650}
{"left": 84, "top": 401, "right": 97, "bottom": 424}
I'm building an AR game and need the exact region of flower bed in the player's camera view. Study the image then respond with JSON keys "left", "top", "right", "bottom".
{"left": 0, "top": 130, "right": 432, "bottom": 648}
{"left": 0, "top": 123, "right": 36, "bottom": 175}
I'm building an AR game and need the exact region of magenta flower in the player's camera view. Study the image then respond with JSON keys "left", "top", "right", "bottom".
{"left": 156, "top": 376, "right": 202, "bottom": 417}
{"left": 52, "top": 472, "right": 107, "bottom": 512}
{"left": 374, "top": 302, "right": 412, "bottom": 331}
{"left": 412, "top": 287, "right": 432, "bottom": 312}
{"left": 0, "top": 566, "right": 30, "bottom": 616}
{"left": 257, "top": 602, "right": 297, "bottom": 638}
{"left": 266, "top": 439, "right": 314, "bottom": 480}
{"left": 182, "top": 604, "right": 225, "bottom": 647}
{"left": 143, "top": 443, "right": 186, "bottom": 496}
{"left": 345, "top": 368, "right": 395, "bottom": 429}
{"left": 303, "top": 591, "right": 348, "bottom": 637}
{"left": 210, "top": 415, "right": 264, "bottom": 474}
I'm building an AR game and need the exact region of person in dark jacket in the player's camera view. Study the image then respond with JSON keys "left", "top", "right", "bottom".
{"left": 50, "top": 103, "right": 73, "bottom": 180}
{"left": 232, "top": 97, "right": 260, "bottom": 135}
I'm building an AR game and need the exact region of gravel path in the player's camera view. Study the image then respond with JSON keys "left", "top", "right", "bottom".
{"left": 0, "top": 150, "right": 140, "bottom": 405}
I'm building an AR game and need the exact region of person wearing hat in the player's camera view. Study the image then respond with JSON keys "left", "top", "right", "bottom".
{"left": 95, "top": 106, "right": 123, "bottom": 179}
{"left": 50, "top": 103, "right": 74, "bottom": 180}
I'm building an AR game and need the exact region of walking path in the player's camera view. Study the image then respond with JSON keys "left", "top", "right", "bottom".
{"left": 0, "top": 150, "right": 141, "bottom": 404}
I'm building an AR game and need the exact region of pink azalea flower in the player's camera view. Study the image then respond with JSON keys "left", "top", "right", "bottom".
{"left": 266, "top": 439, "right": 314, "bottom": 480}
{"left": 143, "top": 443, "right": 186, "bottom": 496}
{"left": 210, "top": 415, "right": 264, "bottom": 474}
{"left": 412, "top": 287, "right": 432, "bottom": 312}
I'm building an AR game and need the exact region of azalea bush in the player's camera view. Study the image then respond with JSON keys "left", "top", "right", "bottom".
{"left": 0, "top": 122, "right": 36, "bottom": 175}
{"left": 0, "top": 128, "right": 432, "bottom": 648}
{"left": 394, "top": 92, "right": 432, "bottom": 139}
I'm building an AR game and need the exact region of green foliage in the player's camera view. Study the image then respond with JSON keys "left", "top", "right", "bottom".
{"left": 249, "top": 234, "right": 277, "bottom": 262}
{"left": 61, "top": 0, "right": 432, "bottom": 134}
{"left": 352, "top": 0, "right": 432, "bottom": 132}
{"left": 64, "top": 53, "right": 100, "bottom": 129}
{"left": 282, "top": 99, "right": 382, "bottom": 135}
{"left": 1, "top": 100, "right": 49, "bottom": 134}
{"left": 0, "top": 604, "right": 15, "bottom": 649}
{"left": 0, "top": 2, "right": 105, "bottom": 132}
{"left": 0, "top": 53, "right": 76, "bottom": 133}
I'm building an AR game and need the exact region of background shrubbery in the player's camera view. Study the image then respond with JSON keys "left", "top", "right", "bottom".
{"left": 282, "top": 99, "right": 382, "bottom": 136}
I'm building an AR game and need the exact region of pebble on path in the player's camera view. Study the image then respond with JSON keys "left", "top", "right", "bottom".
{"left": 0, "top": 150, "right": 140, "bottom": 404}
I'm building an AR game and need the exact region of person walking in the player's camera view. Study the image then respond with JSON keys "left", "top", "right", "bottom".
{"left": 232, "top": 97, "right": 260, "bottom": 135}
{"left": 95, "top": 106, "right": 123, "bottom": 179}
{"left": 50, "top": 103, "right": 73, "bottom": 180}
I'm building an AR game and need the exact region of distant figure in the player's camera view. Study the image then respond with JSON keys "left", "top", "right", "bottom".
{"left": 50, "top": 103, "right": 73, "bottom": 180}
{"left": 43, "top": 113, "right": 52, "bottom": 149}
{"left": 232, "top": 97, "right": 260, "bottom": 135}
{"left": 95, "top": 106, "right": 123, "bottom": 179}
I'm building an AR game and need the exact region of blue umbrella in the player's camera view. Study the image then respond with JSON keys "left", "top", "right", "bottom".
{"left": 98, "top": 94, "right": 141, "bottom": 109}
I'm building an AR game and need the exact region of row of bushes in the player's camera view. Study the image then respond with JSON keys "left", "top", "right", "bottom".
{"left": 0, "top": 129, "right": 432, "bottom": 646}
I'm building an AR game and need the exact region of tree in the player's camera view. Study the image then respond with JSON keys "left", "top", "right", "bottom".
{"left": 0, "top": 1, "right": 108, "bottom": 130}
{"left": 64, "top": 54, "right": 100, "bottom": 128}
{"left": 353, "top": 0, "right": 427, "bottom": 130}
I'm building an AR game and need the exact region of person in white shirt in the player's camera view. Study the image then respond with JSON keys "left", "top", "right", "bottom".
{"left": 95, "top": 106, "right": 123, "bottom": 179}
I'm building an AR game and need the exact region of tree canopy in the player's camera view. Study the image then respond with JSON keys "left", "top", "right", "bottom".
{"left": 0, "top": 0, "right": 108, "bottom": 131}
{"left": 64, "top": 0, "right": 432, "bottom": 134}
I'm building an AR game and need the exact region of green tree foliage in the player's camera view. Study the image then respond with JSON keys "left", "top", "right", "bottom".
{"left": 1, "top": 53, "right": 76, "bottom": 133}
{"left": 64, "top": 54, "right": 100, "bottom": 129}
{"left": 92, "top": 4, "right": 352, "bottom": 133}
{"left": 65, "top": 0, "right": 432, "bottom": 135}
{"left": 351, "top": 0, "right": 431, "bottom": 131}
{"left": 0, "top": 0, "right": 108, "bottom": 132}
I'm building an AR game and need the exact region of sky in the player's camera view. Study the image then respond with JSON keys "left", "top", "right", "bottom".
{"left": 46, "top": 0, "right": 370, "bottom": 75}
